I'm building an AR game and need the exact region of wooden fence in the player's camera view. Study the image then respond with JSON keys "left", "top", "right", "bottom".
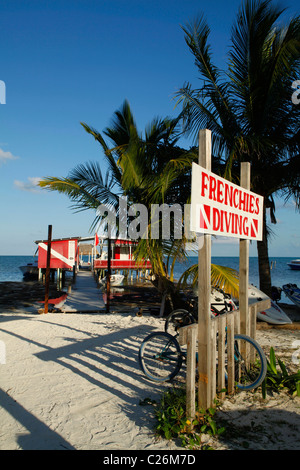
{"left": 178, "top": 298, "right": 270, "bottom": 421}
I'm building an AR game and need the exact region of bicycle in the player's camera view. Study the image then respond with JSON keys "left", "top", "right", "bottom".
{"left": 164, "top": 288, "right": 236, "bottom": 336}
{"left": 139, "top": 329, "right": 267, "bottom": 391}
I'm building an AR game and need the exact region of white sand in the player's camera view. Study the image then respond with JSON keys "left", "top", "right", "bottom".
{"left": 0, "top": 307, "right": 299, "bottom": 450}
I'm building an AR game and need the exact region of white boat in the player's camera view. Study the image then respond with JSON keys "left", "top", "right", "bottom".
{"left": 287, "top": 259, "right": 300, "bottom": 270}
{"left": 194, "top": 284, "right": 291, "bottom": 324}
{"left": 19, "top": 260, "right": 38, "bottom": 277}
{"left": 248, "top": 284, "right": 292, "bottom": 325}
{"left": 99, "top": 274, "right": 124, "bottom": 287}
{"left": 282, "top": 284, "right": 300, "bottom": 308}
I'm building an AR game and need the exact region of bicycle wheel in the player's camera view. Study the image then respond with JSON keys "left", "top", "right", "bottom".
{"left": 226, "top": 334, "right": 267, "bottom": 391}
{"left": 164, "top": 309, "right": 195, "bottom": 336}
{"left": 139, "top": 332, "right": 183, "bottom": 382}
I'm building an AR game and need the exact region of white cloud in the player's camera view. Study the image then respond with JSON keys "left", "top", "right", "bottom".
{"left": 213, "top": 236, "right": 239, "bottom": 244}
{"left": 14, "top": 177, "right": 42, "bottom": 193}
{"left": 0, "top": 148, "right": 19, "bottom": 164}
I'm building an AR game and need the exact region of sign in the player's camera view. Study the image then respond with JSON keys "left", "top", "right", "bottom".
{"left": 190, "top": 162, "right": 263, "bottom": 240}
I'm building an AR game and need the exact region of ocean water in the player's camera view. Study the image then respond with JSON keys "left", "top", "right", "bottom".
{"left": 174, "top": 256, "right": 300, "bottom": 305}
{"left": 0, "top": 256, "right": 36, "bottom": 282}
{"left": 1, "top": 255, "right": 299, "bottom": 304}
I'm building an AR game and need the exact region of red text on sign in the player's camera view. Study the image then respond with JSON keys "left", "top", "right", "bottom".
{"left": 201, "top": 172, "right": 260, "bottom": 215}
{"left": 200, "top": 205, "right": 259, "bottom": 238}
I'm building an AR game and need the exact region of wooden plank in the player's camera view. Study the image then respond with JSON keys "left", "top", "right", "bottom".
{"left": 186, "top": 327, "right": 197, "bottom": 425}
{"left": 239, "top": 162, "right": 250, "bottom": 336}
{"left": 178, "top": 323, "right": 197, "bottom": 346}
{"left": 217, "top": 315, "right": 226, "bottom": 400}
{"left": 197, "top": 129, "right": 212, "bottom": 410}
{"left": 210, "top": 320, "right": 217, "bottom": 404}
{"left": 234, "top": 309, "right": 240, "bottom": 335}
{"left": 249, "top": 304, "right": 257, "bottom": 362}
{"left": 250, "top": 304, "right": 257, "bottom": 341}
{"left": 226, "top": 314, "right": 235, "bottom": 395}
{"left": 255, "top": 299, "right": 271, "bottom": 311}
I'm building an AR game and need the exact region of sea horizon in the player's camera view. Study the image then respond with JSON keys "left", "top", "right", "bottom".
{"left": 1, "top": 255, "right": 300, "bottom": 306}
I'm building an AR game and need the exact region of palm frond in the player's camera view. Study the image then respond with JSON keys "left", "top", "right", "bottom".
{"left": 39, "top": 176, "right": 100, "bottom": 210}
{"left": 178, "top": 263, "right": 239, "bottom": 298}
{"left": 211, "top": 264, "right": 239, "bottom": 298}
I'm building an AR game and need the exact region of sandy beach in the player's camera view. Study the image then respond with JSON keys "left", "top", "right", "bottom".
{"left": 0, "top": 288, "right": 300, "bottom": 451}
{"left": 0, "top": 298, "right": 184, "bottom": 451}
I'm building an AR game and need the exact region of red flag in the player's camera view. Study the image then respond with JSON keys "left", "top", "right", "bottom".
{"left": 95, "top": 233, "right": 99, "bottom": 246}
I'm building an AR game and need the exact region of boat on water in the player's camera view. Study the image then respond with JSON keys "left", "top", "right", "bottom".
{"left": 287, "top": 259, "right": 300, "bottom": 270}
{"left": 282, "top": 284, "right": 300, "bottom": 308}
{"left": 99, "top": 274, "right": 125, "bottom": 287}
{"left": 248, "top": 284, "right": 292, "bottom": 325}
{"left": 19, "top": 260, "right": 39, "bottom": 278}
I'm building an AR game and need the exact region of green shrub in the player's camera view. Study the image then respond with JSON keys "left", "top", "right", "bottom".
{"left": 262, "top": 347, "right": 300, "bottom": 398}
{"left": 154, "top": 386, "right": 225, "bottom": 449}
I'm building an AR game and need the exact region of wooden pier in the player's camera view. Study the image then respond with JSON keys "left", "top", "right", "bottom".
{"left": 60, "top": 270, "right": 104, "bottom": 313}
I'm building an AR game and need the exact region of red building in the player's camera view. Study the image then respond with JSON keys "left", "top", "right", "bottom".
{"left": 93, "top": 238, "right": 152, "bottom": 271}
{"left": 37, "top": 237, "right": 79, "bottom": 270}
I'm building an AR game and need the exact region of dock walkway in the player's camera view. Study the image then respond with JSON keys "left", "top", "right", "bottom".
{"left": 61, "top": 270, "right": 104, "bottom": 313}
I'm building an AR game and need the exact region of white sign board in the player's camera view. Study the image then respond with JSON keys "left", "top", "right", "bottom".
{"left": 191, "top": 162, "right": 263, "bottom": 241}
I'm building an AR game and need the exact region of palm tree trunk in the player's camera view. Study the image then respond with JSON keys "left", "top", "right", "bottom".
{"left": 256, "top": 205, "right": 272, "bottom": 297}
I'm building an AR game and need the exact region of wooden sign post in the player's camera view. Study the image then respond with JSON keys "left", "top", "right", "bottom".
{"left": 197, "top": 130, "right": 212, "bottom": 409}
{"left": 239, "top": 163, "right": 250, "bottom": 336}
{"left": 191, "top": 130, "right": 264, "bottom": 410}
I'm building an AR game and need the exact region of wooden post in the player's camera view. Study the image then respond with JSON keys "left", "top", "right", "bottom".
{"left": 226, "top": 314, "right": 235, "bottom": 395}
{"left": 249, "top": 305, "right": 256, "bottom": 339}
{"left": 106, "top": 236, "right": 111, "bottom": 313}
{"left": 217, "top": 315, "right": 226, "bottom": 400}
{"left": 198, "top": 129, "right": 212, "bottom": 409}
{"left": 186, "top": 327, "right": 196, "bottom": 426}
{"left": 210, "top": 320, "right": 217, "bottom": 402}
{"left": 44, "top": 225, "right": 52, "bottom": 314}
{"left": 239, "top": 163, "right": 250, "bottom": 336}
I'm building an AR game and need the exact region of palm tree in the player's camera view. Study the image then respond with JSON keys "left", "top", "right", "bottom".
{"left": 40, "top": 102, "right": 192, "bottom": 286}
{"left": 176, "top": 0, "right": 300, "bottom": 296}
{"left": 39, "top": 101, "right": 239, "bottom": 304}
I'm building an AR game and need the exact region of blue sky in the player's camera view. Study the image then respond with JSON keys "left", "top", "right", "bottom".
{"left": 0, "top": 0, "right": 299, "bottom": 256}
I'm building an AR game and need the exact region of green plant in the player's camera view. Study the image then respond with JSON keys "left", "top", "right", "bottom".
{"left": 262, "top": 347, "right": 300, "bottom": 398}
{"left": 154, "top": 386, "right": 225, "bottom": 449}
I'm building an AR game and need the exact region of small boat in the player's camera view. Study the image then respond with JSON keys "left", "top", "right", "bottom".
{"left": 99, "top": 274, "right": 124, "bottom": 287}
{"left": 38, "top": 294, "right": 68, "bottom": 312}
{"left": 282, "top": 284, "right": 300, "bottom": 308}
{"left": 19, "top": 260, "right": 39, "bottom": 278}
{"left": 248, "top": 284, "right": 292, "bottom": 324}
{"left": 287, "top": 259, "right": 300, "bottom": 270}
